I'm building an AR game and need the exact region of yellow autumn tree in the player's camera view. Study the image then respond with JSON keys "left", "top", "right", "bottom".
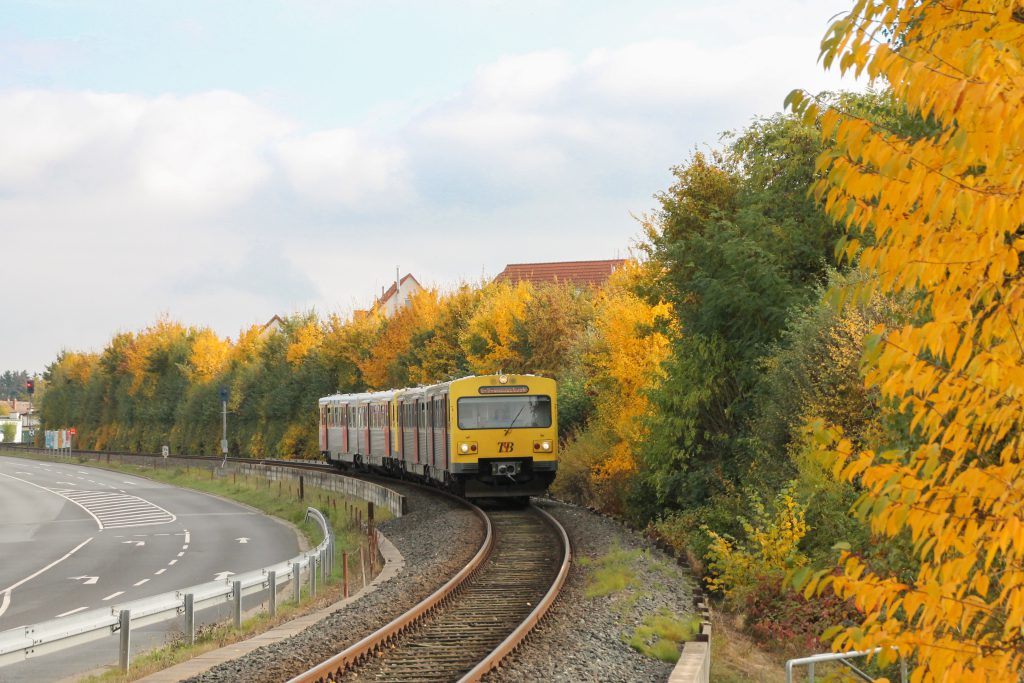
{"left": 189, "top": 328, "right": 232, "bottom": 380}
{"left": 590, "top": 261, "right": 672, "bottom": 482}
{"left": 358, "top": 288, "right": 440, "bottom": 389}
{"left": 790, "top": 2, "right": 1024, "bottom": 679}
{"left": 461, "top": 281, "right": 533, "bottom": 374}
{"left": 286, "top": 320, "right": 324, "bottom": 365}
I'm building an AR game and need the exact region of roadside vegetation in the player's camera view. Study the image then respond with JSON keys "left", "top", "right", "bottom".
{"left": 33, "top": 2, "right": 1024, "bottom": 680}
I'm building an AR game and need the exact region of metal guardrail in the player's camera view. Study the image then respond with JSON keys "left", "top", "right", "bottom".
{"left": 785, "top": 647, "right": 908, "bottom": 683}
{"left": 0, "top": 506, "right": 333, "bottom": 671}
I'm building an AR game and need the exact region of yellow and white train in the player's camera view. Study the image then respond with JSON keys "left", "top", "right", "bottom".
{"left": 318, "top": 374, "right": 558, "bottom": 499}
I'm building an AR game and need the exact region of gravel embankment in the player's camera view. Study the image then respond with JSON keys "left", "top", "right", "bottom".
{"left": 483, "top": 498, "right": 697, "bottom": 683}
{"left": 184, "top": 482, "right": 483, "bottom": 683}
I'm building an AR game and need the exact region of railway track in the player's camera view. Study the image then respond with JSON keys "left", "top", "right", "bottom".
{"left": 289, "top": 502, "right": 570, "bottom": 683}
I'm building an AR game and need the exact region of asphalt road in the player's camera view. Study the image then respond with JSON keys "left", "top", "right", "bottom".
{"left": 0, "top": 456, "right": 302, "bottom": 681}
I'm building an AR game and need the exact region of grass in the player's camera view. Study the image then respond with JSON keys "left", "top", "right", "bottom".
{"left": 579, "top": 546, "right": 642, "bottom": 598}
{"left": 2, "top": 450, "right": 389, "bottom": 683}
{"left": 625, "top": 609, "right": 703, "bottom": 663}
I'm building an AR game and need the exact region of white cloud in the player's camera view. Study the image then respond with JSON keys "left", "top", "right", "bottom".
{"left": 133, "top": 91, "right": 289, "bottom": 210}
{"left": 277, "top": 128, "right": 412, "bottom": 209}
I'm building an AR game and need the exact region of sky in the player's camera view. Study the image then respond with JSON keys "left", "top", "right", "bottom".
{"left": 1, "top": 0, "right": 858, "bottom": 374}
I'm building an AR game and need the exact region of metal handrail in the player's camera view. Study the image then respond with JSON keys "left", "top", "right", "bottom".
{"left": 786, "top": 647, "right": 908, "bottom": 683}
{"left": 0, "top": 508, "right": 332, "bottom": 668}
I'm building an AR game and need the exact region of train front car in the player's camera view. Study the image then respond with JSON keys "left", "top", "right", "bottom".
{"left": 448, "top": 374, "right": 558, "bottom": 499}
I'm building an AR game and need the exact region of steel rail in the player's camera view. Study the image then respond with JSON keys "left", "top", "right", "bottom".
{"left": 457, "top": 503, "right": 571, "bottom": 682}
{"left": 286, "top": 500, "right": 494, "bottom": 683}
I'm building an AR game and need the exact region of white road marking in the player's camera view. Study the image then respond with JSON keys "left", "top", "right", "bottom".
{"left": 154, "top": 569, "right": 166, "bottom": 575}
{"left": 133, "top": 579, "right": 149, "bottom": 586}
{"left": 68, "top": 576, "right": 99, "bottom": 585}
{"left": 121, "top": 540, "right": 146, "bottom": 547}
{"left": 236, "top": 537, "right": 249, "bottom": 544}
{"left": 213, "top": 571, "right": 234, "bottom": 581}
{"left": 182, "top": 544, "right": 189, "bottom": 550}
{"left": 176, "top": 551, "right": 184, "bottom": 557}
{"left": 184, "top": 531, "right": 191, "bottom": 543}
{"left": 168, "top": 560, "right": 177, "bottom": 566}
{"left": 50, "top": 489, "right": 176, "bottom": 529}
{"left": 0, "top": 537, "right": 94, "bottom": 617}
{"left": 56, "top": 607, "right": 88, "bottom": 617}
{"left": 103, "top": 591, "right": 124, "bottom": 601}
{"left": 14, "top": 471, "right": 32, "bottom": 475}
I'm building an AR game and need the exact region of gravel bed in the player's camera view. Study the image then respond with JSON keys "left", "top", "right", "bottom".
{"left": 483, "top": 498, "right": 697, "bottom": 683}
{"left": 184, "top": 481, "right": 483, "bottom": 683}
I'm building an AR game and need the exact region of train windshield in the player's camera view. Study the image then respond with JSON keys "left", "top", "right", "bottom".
{"left": 457, "top": 395, "right": 552, "bottom": 430}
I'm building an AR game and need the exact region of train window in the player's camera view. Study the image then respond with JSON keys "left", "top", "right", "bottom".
{"left": 457, "top": 395, "right": 552, "bottom": 430}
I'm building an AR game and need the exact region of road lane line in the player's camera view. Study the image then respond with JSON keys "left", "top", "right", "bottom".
{"left": 168, "top": 560, "right": 177, "bottom": 566}
{"left": 103, "top": 592, "right": 124, "bottom": 601}
{"left": 0, "top": 536, "right": 95, "bottom": 619}
{"left": 133, "top": 579, "right": 149, "bottom": 586}
{"left": 56, "top": 607, "right": 88, "bottom": 617}
{"left": 154, "top": 569, "right": 166, "bottom": 575}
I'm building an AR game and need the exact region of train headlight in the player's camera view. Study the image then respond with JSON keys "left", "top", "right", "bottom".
{"left": 533, "top": 440, "right": 553, "bottom": 453}
{"left": 460, "top": 443, "right": 469, "bottom": 454}
{"left": 459, "top": 442, "right": 477, "bottom": 455}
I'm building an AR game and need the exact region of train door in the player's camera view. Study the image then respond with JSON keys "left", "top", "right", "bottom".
{"left": 364, "top": 404, "right": 371, "bottom": 457}
{"left": 413, "top": 399, "right": 420, "bottom": 465}
{"left": 319, "top": 405, "right": 327, "bottom": 453}
{"left": 441, "top": 394, "right": 449, "bottom": 472}
{"left": 427, "top": 396, "right": 436, "bottom": 471}
{"left": 342, "top": 403, "right": 350, "bottom": 454}
{"left": 396, "top": 401, "right": 404, "bottom": 459}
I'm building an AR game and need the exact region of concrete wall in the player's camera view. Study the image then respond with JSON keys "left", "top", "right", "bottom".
{"left": 668, "top": 575, "right": 713, "bottom": 682}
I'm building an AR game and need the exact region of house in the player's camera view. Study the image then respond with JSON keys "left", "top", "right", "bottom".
{"left": 356, "top": 273, "right": 423, "bottom": 319}
{"left": 259, "top": 315, "right": 285, "bottom": 338}
{"left": 493, "top": 259, "right": 627, "bottom": 288}
{"left": 0, "top": 400, "right": 33, "bottom": 443}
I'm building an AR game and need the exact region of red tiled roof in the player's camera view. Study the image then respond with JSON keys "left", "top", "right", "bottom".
{"left": 493, "top": 259, "right": 627, "bottom": 287}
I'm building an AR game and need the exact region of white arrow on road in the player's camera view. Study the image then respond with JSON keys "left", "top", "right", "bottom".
{"left": 121, "top": 540, "right": 146, "bottom": 547}
{"left": 214, "top": 571, "right": 235, "bottom": 581}
{"left": 69, "top": 576, "right": 99, "bottom": 585}
{"left": 236, "top": 537, "right": 249, "bottom": 544}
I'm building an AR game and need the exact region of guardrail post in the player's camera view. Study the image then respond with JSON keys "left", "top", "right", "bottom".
{"left": 310, "top": 556, "right": 317, "bottom": 596}
{"left": 299, "top": 475, "right": 304, "bottom": 500}
{"left": 343, "top": 551, "right": 349, "bottom": 598}
{"left": 184, "top": 593, "right": 195, "bottom": 644}
{"left": 292, "top": 562, "right": 300, "bottom": 603}
{"left": 808, "top": 662, "right": 815, "bottom": 683}
{"left": 268, "top": 570, "right": 277, "bottom": 617}
{"left": 233, "top": 580, "right": 242, "bottom": 628}
{"left": 118, "top": 609, "right": 131, "bottom": 671}
{"left": 321, "top": 548, "right": 327, "bottom": 583}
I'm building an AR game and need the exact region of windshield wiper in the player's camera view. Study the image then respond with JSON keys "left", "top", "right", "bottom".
{"left": 503, "top": 404, "right": 528, "bottom": 437}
